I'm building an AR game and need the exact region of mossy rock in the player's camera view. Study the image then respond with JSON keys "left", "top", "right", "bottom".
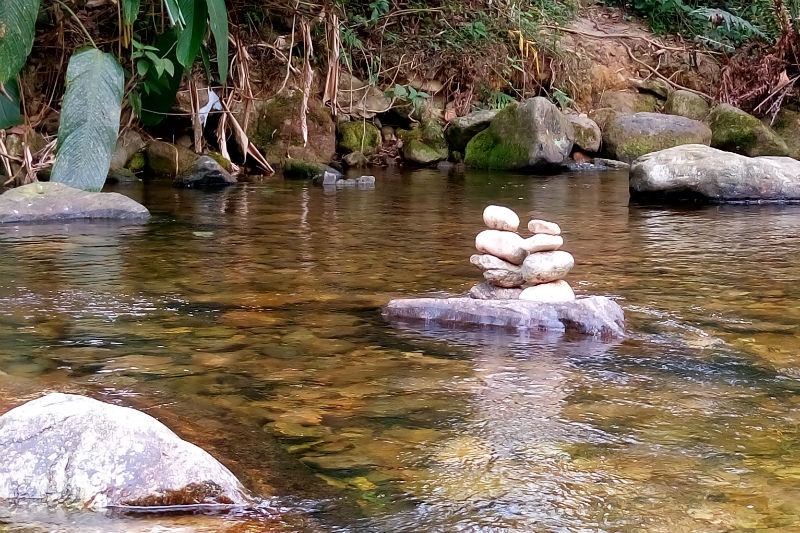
{"left": 236, "top": 92, "right": 336, "bottom": 167}
{"left": 565, "top": 115, "right": 601, "bottom": 153}
{"left": 598, "top": 90, "right": 659, "bottom": 114}
{"left": 588, "top": 108, "right": 619, "bottom": 131}
{"left": 126, "top": 152, "right": 146, "bottom": 172}
{"left": 446, "top": 109, "right": 499, "bottom": 153}
{"left": 207, "top": 151, "right": 233, "bottom": 172}
{"left": 602, "top": 112, "right": 711, "bottom": 163}
{"left": 664, "top": 90, "right": 709, "bottom": 121}
{"left": 283, "top": 160, "right": 326, "bottom": 180}
{"left": 337, "top": 121, "right": 382, "bottom": 155}
{"left": 706, "top": 103, "right": 789, "bottom": 157}
{"left": 145, "top": 140, "right": 198, "bottom": 179}
{"left": 397, "top": 120, "right": 448, "bottom": 165}
{"left": 464, "top": 97, "right": 573, "bottom": 170}
{"left": 771, "top": 107, "right": 800, "bottom": 159}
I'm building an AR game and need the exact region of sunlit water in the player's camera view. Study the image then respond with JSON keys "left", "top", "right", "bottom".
{"left": 1, "top": 167, "right": 800, "bottom": 532}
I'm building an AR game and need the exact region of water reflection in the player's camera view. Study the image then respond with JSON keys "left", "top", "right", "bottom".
{"left": 0, "top": 169, "right": 799, "bottom": 532}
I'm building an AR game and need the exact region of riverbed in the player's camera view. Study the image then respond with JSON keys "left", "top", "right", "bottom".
{"left": 1, "top": 167, "right": 799, "bottom": 532}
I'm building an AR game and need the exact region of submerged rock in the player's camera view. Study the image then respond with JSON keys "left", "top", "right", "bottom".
{"left": 602, "top": 112, "right": 711, "bottom": 163}
{"left": 174, "top": 156, "right": 237, "bottom": 189}
{"left": 629, "top": 144, "right": 800, "bottom": 202}
{"left": 0, "top": 393, "right": 251, "bottom": 509}
{"left": 464, "top": 97, "right": 574, "bottom": 170}
{"left": 0, "top": 183, "right": 150, "bottom": 223}
{"left": 384, "top": 296, "right": 624, "bottom": 337}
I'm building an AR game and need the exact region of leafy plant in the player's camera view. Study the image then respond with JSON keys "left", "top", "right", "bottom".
{"left": 50, "top": 48, "right": 124, "bottom": 192}
{"left": 0, "top": 80, "right": 23, "bottom": 130}
{"left": 386, "top": 84, "right": 430, "bottom": 118}
{"left": 368, "top": 0, "right": 389, "bottom": 23}
{"left": 487, "top": 91, "right": 516, "bottom": 110}
{"left": 0, "top": 0, "right": 40, "bottom": 83}
{"left": 551, "top": 88, "right": 574, "bottom": 110}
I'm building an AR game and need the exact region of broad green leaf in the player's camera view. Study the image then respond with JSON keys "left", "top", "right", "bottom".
{"left": 0, "top": 0, "right": 40, "bottom": 83}
{"left": 205, "top": 0, "right": 228, "bottom": 83}
{"left": 0, "top": 79, "right": 22, "bottom": 130}
{"left": 51, "top": 48, "right": 124, "bottom": 192}
{"left": 163, "top": 0, "right": 186, "bottom": 29}
{"left": 121, "top": 0, "right": 140, "bottom": 26}
{"left": 176, "top": 0, "right": 207, "bottom": 68}
{"left": 139, "top": 29, "right": 185, "bottom": 126}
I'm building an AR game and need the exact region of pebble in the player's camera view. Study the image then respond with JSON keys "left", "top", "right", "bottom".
{"left": 519, "top": 280, "right": 575, "bottom": 302}
{"left": 469, "top": 254, "right": 520, "bottom": 272}
{"left": 527, "top": 219, "right": 561, "bottom": 235}
{"left": 468, "top": 282, "right": 523, "bottom": 300}
{"left": 475, "top": 230, "right": 527, "bottom": 265}
{"left": 483, "top": 268, "right": 524, "bottom": 288}
{"left": 483, "top": 205, "right": 520, "bottom": 232}
{"left": 521, "top": 234, "right": 563, "bottom": 253}
{"left": 521, "top": 250, "right": 575, "bottom": 284}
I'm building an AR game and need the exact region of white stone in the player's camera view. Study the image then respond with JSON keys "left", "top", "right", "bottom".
{"left": 521, "top": 250, "right": 575, "bottom": 284}
{"left": 483, "top": 269, "right": 524, "bottom": 288}
{"left": 475, "top": 230, "right": 527, "bottom": 265}
{"left": 527, "top": 219, "right": 561, "bottom": 235}
{"left": 483, "top": 205, "right": 520, "bottom": 232}
{"left": 521, "top": 234, "right": 563, "bottom": 253}
{"left": 519, "top": 280, "right": 575, "bottom": 302}
{"left": 469, "top": 254, "right": 520, "bottom": 272}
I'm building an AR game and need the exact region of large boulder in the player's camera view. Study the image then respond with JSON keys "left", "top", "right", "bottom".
{"left": 384, "top": 296, "right": 625, "bottom": 337}
{"left": 0, "top": 393, "right": 250, "bottom": 509}
{"left": 145, "top": 140, "right": 198, "bottom": 179}
{"left": 0, "top": 183, "right": 150, "bottom": 223}
{"left": 337, "top": 120, "right": 382, "bottom": 155}
{"left": 565, "top": 114, "right": 602, "bottom": 153}
{"left": 446, "top": 109, "right": 499, "bottom": 154}
{"left": 598, "top": 90, "right": 658, "bottom": 114}
{"left": 464, "top": 97, "right": 574, "bottom": 169}
{"left": 397, "top": 120, "right": 449, "bottom": 165}
{"left": 174, "top": 156, "right": 237, "bottom": 189}
{"left": 629, "top": 144, "right": 800, "bottom": 202}
{"left": 664, "top": 90, "right": 709, "bottom": 121}
{"left": 706, "top": 103, "right": 789, "bottom": 157}
{"left": 602, "top": 112, "right": 711, "bottom": 163}
{"left": 768, "top": 107, "right": 800, "bottom": 159}
{"left": 234, "top": 91, "right": 336, "bottom": 167}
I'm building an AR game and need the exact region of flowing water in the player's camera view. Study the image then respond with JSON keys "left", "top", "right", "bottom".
{"left": 1, "top": 167, "right": 800, "bottom": 532}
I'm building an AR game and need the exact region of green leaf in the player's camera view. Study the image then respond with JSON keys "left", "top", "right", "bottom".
{"left": 51, "top": 48, "right": 124, "bottom": 192}
{"left": 136, "top": 59, "right": 149, "bottom": 76}
{"left": 163, "top": 0, "right": 186, "bottom": 28}
{"left": 0, "top": 0, "right": 40, "bottom": 83}
{"left": 121, "top": 0, "right": 140, "bottom": 26}
{"left": 0, "top": 79, "right": 23, "bottom": 130}
{"left": 205, "top": 0, "right": 228, "bottom": 83}
{"left": 138, "top": 29, "right": 185, "bottom": 126}
{"left": 176, "top": 0, "right": 207, "bottom": 68}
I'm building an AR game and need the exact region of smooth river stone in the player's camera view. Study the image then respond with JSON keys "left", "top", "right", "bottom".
{"left": 483, "top": 269, "right": 524, "bottom": 288}
{"left": 468, "top": 282, "right": 523, "bottom": 300}
{"left": 483, "top": 205, "right": 520, "bottom": 232}
{"left": 521, "top": 234, "right": 563, "bottom": 253}
{"left": 469, "top": 254, "right": 519, "bottom": 272}
{"left": 475, "top": 230, "right": 527, "bottom": 265}
{"left": 521, "top": 250, "right": 574, "bottom": 284}
{"left": 519, "top": 280, "right": 575, "bottom": 302}
{"left": 527, "top": 219, "right": 561, "bottom": 235}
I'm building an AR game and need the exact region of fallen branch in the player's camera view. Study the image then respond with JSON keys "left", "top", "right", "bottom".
{"left": 622, "top": 42, "right": 713, "bottom": 100}
{"left": 541, "top": 25, "right": 688, "bottom": 52}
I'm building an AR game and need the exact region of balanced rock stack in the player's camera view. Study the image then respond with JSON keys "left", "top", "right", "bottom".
{"left": 470, "top": 205, "right": 576, "bottom": 302}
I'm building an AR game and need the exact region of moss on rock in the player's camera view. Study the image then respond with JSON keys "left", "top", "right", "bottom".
{"left": 397, "top": 120, "right": 449, "bottom": 165}
{"left": 207, "top": 151, "right": 233, "bottom": 172}
{"left": 337, "top": 121, "right": 382, "bottom": 155}
{"left": 602, "top": 112, "right": 711, "bottom": 163}
{"left": 126, "top": 152, "right": 146, "bottom": 172}
{"left": 706, "top": 103, "right": 789, "bottom": 157}
{"left": 664, "top": 90, "right": 709, "bottom": 121}
{"left": 283, "top": 160, "right": 325, "bottom": 180}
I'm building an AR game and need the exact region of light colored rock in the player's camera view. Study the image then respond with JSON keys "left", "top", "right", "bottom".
{"left": 521, "top": 250, "right": 575, "bottom": 284}
{"left": 664, "top": 90, "right": 709, "bottom": 121}
{"left": 629, "top": 144, "right": 800, "bottom": 202}
{"left": 483, "top": 269, "right": 524, "bottom": 288}
{"left": 0, "top": 182, "right": 150, "bottom": 224}
{"left": 446, "top": 109, "right": 499, "bottom": 153}
{"left": 482, "top": 205, "right": 519, "bottom": 232}
{"left": 470, "top": 253, "right": 520, "bottom": 272}
{"left": 598, "top": 90, "right": 658, "bottom": 114}
{"left": 383, "top": 296, "right": 625, "bottom": 337}
{"left": 0, "top": 393, "right": 250, "bottom": 509}
{"left": 527, "top": 219, "right": 561, "bottom": 235}
{"left": 603, "top": 112, "right": 712, "bottom": 163}
{"left": 468, "top": 282, "right": 523, "bottom": 300}
{"left": 475, "top": 230, "right": 528, "bottom": 265}
{"left": 565, "top": 114, "right": 602, "bottom": 153}
{"left": 519, "top": 280, "right": 575, "bottom": 303}
{"left": 521, "top": 234, "right": 563, "bottom": 253}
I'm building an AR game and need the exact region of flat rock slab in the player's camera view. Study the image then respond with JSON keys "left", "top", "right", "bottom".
{"left": 0, "top": 182, "right": 150, "bottom": 224}
{"left": 384, "top": 296, "right": 624, "bottom": 338}
{"left": 0, "top": 393, "right": 250, "bottom": 510}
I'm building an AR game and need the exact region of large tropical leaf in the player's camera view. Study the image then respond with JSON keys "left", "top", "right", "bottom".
{"left": 51, "top": 49, "right": 124, "bottom": 192}
{"left": 0, "top": 0, "right": 40, "bottom": 83}
{"left": 121, "top": 0, "right": 140, "bottom": 26}
{"left": 176, "top": 0, "right": 207, "bottom": 68}
{"left": 206, "top": 0, "right": 228, "bottom": 83}
{"left": 139, "top": 29, "right": 185, "bottom": 126}
{"left": 0, "top": 79, "right": 22, "bottom": 130}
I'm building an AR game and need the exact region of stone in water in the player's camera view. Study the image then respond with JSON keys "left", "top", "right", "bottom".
{"left": 475, "top": 230, "right": 528, "bottom": 265}
{"left": 527, "top": 219, "right": 561, "bottom": 235}
{"left": 521, "top": 250, "right": 575, "bottom": 284}
{"left": 521, "top": 234, "right": 563, "bottom": 253}
{"left": 519, "top": 280, "right": 575, "bottom": 302}
{"left": 470, "top": 254, "right": 520, "bottom": 272}
{"left": 483, "top": 268, "right": 524, "bottom": 288}
{"left": 468, "top": 282, "right": 523, "bottom": 300}
{"left": 483, "top": 205, "right": 520, "bottom": 232}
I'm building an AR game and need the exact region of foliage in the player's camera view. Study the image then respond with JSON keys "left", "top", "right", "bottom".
{"left": 0, "top": 0, "right": 40, "bottom": 83}
{"left": 386, "top": 84, "right": 430, "bottom": 118}
{"left": 551, "top": 88, "right": 574, "bottom": 110}
{"left": 50, "top": 49, "right": 124, "bottom": 192}
{"left": 0, "top": 79, "right": 23, "bottom": 130}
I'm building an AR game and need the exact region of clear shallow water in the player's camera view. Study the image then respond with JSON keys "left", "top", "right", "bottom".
{"left": 1, "top": 167, "right": 800, "bottom": 532}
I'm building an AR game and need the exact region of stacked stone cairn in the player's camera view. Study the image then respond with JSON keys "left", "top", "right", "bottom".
{"left": 469, "top": 205, "right": 576, "bottom": 302}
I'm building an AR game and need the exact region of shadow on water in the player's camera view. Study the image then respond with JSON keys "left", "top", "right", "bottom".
{"left": 2, "top": 168, "right": 800, "bottom": 531}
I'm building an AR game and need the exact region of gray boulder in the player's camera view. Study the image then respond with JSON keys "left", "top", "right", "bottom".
{"left": 630, "top": 144, "right": 800, "bottom": 202}
{"left": 0, "top": 183, "right": 150, "bottom": 224}
{"left": 0, "top": 393, "right": 251, "bottom": 509}
{"left": 384, "top": 296, "right": 625, "bottom": 337}
{"left": 598, "top": 90, "right": 658, "bottom": 114}
{"left": 174, "top": 156, "right": 237, "bottom": 189}
{"left": 565, "top": 114, "right": 602, "bottom": 153}
{"left": 446, "top": 109, "right": 499, "bottom": 154}
{"left": 706, "top": 103, "right": 790, "bottom": 157}
{"left": 664, "top": 90, "right": 709, "bottom": 121}
{"left": 464, "top": 97, "right": 574, "bottom": 169}
{"left": 603, "top": 112, "right": 711, "bottom": 163}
